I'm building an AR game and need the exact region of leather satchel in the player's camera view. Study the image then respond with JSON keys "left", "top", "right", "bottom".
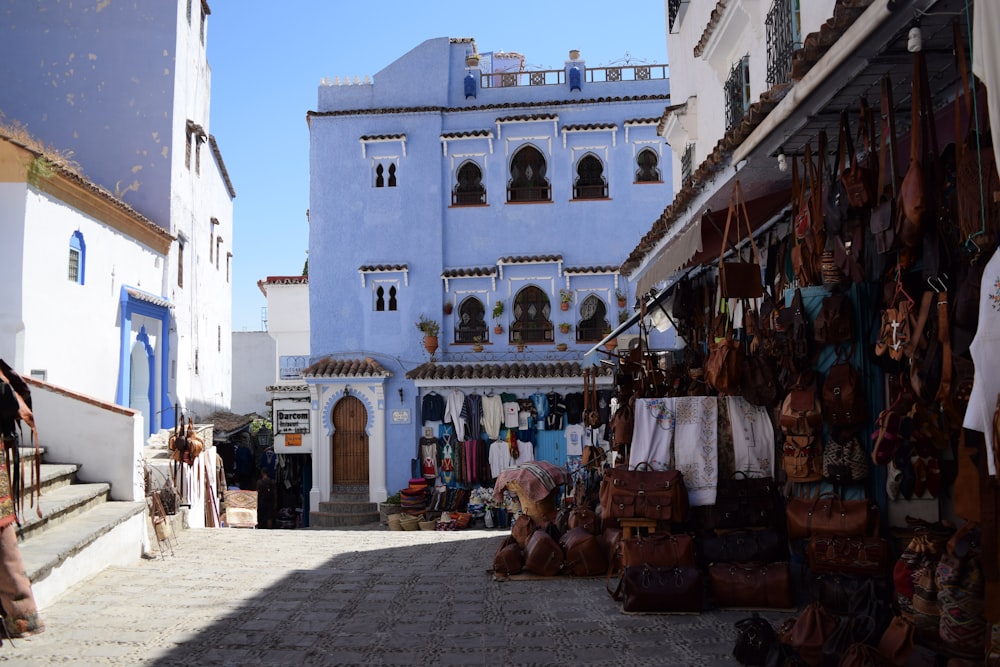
{"left": 807, "top": 535, "right": 888, "bottom": 575}
{"left": 621, "top": 564, "right": 702, "bottom": 614}
{"left": 702, "top": 528, "right": 785, "bottom": 564}
{"left": 783, "top": 434, "right": 824, "bottom": 483}
{"left": 821, "top": 361, "right": 866, "bottom": 429}
{"left": 599, "top": 467, "right": 689, "bottom": 523}
{"left": 813, "top": 293, "right": 854, "bottom": 346}
{"left": 620, "top": 533, "right": 695, "bottom": 569}
{"left": 567, "top": 507, "right": 599, "bottom": 535}
{"left": 706, "top": 473, "right": 781, "bottom": 530}
{"left": 786, "top": 493, "right": 874, "bottom": 541}
{"left": 705, "top": 336, "right": 744, "bottom": 396}
{"left": 718, "top": 180, "right": 764, "bottom": 299}
{"left": 511, "top": 514, "right": 536, "bottom": 549}
{"left": 492, "top": 536, "right": 524, "bottom": 577}
{"left": 559, "top": 527, "right": 608, "bottom": 577}
{"left": 780, "top": 601, "right": 837, "bottom": 667}
{"left": 523, "top": 529, "right": 564, "bottom": 577}
{"left": 709, "top": 562, "right": 793, "bottom": 610}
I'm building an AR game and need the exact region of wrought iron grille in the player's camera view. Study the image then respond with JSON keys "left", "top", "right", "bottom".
{"left": 724, "top": 56, "right": 750, "bottom": 131}
{"left": 668, "top": 0, "right": 685, "bottom": 33}
{"left": 766, "top": 0, "right": 800, "bottom": 88}
{"left": 681, "top": 143, "right": 694, "bottom": 187}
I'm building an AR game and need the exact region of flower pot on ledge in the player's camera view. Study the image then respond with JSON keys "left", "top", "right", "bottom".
{"left": 423, "top": 335, "right": 439, "bottom": 355}
{"left": 560, "top": 302, "right": 569, "bottom": 311}
{"left": 556, "top": 343, "right": 568, "bottom": 352}
{"left": 604, "top": 338, "right": 618, "bottom": 351}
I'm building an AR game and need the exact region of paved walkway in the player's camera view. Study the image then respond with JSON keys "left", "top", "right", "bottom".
{"left": 4, "top": 526, "right": 787, "bottom": 666}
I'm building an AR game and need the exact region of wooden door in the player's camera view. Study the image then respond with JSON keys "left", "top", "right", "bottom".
{"left": 331, "top": 395, "right": 369, "bottom": 484}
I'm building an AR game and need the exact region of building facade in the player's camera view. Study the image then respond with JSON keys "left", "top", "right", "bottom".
{"left": 305, "top": 37, "right": 673, "bottom": 507}
{"left": 0, "top": 0, "right": 235, "bottom": 431}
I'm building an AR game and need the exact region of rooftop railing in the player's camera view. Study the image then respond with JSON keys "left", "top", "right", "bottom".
{"left": 479, "top": 64, "right": 668, "bottom": 89}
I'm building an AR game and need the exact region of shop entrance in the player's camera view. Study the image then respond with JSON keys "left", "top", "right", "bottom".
{"left": 331, "top": 395, "right": 369, "bottom": 485}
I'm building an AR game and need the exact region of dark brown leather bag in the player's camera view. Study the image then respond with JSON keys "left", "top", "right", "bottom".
{"left": 567, "top": 507, "right": 599, "bottom": 535}
{"left": 821, "top": 360, "right": 866, "bottom": 429}
{"left": 709, "top": 562, "right": 793, "bottom": 609}
{"left": 900, "top": 50, "right": 936, "bottom": 248}
{"left": 706, "top": 473, "right": 781, "bottom": 530}
{"left": 599, "top": 467, "right": 689, "bottom": 523}
{"left": 786, "top": 493, "right": 874, "bottom": 540}
{"left": 780, "top": 601, "right": 837, "bottom": 667}
{"left": 559, "top": 527, "right": 607, "bottom": 577}
{"left": 620, "top": 533, "right": 694, "bottom": 569}
{"left": 621, "top": 564, "right": 702, "bottom": 614}
{"left": 718, "top": 180, "right": 764, "bottom": 299}
{"left": 807, "top": 535, "right": 888, "bottom": 576}
{"left": 492, "top": 536, "right": 523, "bottom": 577}
{"left": 523, "top": 529, "right": 564, "bottom": 577}
{"left": 511, "top": 514, "right": 536, "bottom": 549}
{"left": 702, "top": 528, "right": 784, "bottom": 564}
{"left": 813, "top": 293, "right": 854, "bottom": 346}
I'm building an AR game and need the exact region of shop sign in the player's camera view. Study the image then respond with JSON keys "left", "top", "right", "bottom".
{"left": 276, "top": 410, "right": 310, "bottom": 434}
{"left": 284, "top": 433, "right": 302, "bottom": 447}
{"left": 390, "top": 409, "right": 410, "bottom": 424}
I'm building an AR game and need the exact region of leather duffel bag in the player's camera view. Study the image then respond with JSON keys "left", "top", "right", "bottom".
{"left": 492, "top": 536, "right": 523, "bottom": 577}
{"left": 568, "top": 507, "right": 599, "bottom": 535}
{"left": 807, "top": 535, "right": 888, "bottom": 576}
{"left": 620, "top": 533, "right": 695, "bottom": 569}
{"left": 786, "top": 493, "right": 874, "bottom": 540}
{"left": 621, "top": 564, "right": 702, "bottom": 614}
{"left": 701, "top": 528, "right": 785, "bottom": 564}
{"left": 599, "top": 467, "right": 689, "bottom": 523}
{"left": 705, "top": 473, "right": 781, "bottom": 530}
{"left": 709, "top": 562, "right": 793, "bottom": 609}
{"left": 523, "top": 529, "right": 564, "bottom": 577}
{"left": 560, "top": 527, "right": 608, "bottom": 577}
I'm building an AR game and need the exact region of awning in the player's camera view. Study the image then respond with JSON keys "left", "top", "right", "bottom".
{"left": 585, "top": 289, "right": 672, "bottom": 360}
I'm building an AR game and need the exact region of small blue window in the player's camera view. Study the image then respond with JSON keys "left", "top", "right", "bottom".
{"left": 68, "top": 231, "right": 85, "bottom": 285}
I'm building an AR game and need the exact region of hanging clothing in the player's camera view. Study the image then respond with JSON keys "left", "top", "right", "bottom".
{"left": 726, "top": 396, "right": 775, "bottom": 478}
{"left": 564, "top": 423, "right": 585, "bottom": 457}
{"left": 421, "top": 391, "right": 445, "bottom": 424}
{"left": 488, "top": 439, "right": 513, "bottom": 478}
{"left": 419, "top": 436, "right": 438, "bottom": 481}
{"left": 530, "top": 392, "right": 549, "bottom": 425}
{"left": 444, "top": 389, "right": 467, "bottom": 441}
{"left": 964, "top": 247, "right": 1000, "bottom": 476}
{"left": 630, "top": 397, "right": 676, "bottom": 470}
{"left": 460, "top": 393, "right": 484, "bottom": 443}
{"left": 671, "top": 396, "right": 719, "bottom": 507}
{"left": 564, "top": 392, "right": 584, "bottom": 425}
{"left": 502, "top": 400, "right": 520, "bottom": 429}
{"left": 481, "top": 394, "right": 504, "bottom": 440}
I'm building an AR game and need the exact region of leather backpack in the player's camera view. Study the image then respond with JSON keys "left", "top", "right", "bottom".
{"left": 814, "top": 293, "right": 854, "bottom": 346}
{"left": 822, "top": 360, "right": 866, "bottom": 429}
{"left": 779, "top": 375, "right": 823, "bottom": 435}
{"left": 492, "top": 536, "right": 523, "bottom": 577}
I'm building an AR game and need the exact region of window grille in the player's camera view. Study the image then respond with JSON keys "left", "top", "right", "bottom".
{"left": 725, "top": 56, "right": 751, "bottom": 131}
{"left": 455, "top": 297, "right": 488, "bottom": 343}
{"left": 766, "top": 0, "right": 801, "bottom": 88}
{"left": 573, "top": 155, "right": 608, "bottom": 199}
{"left": 681, "top": 143, "right": 694, "bottom": 187}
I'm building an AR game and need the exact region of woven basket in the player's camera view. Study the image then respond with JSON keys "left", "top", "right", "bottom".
{"left": 418, "top": 520, "right": 436, "bottom": 531}
{"left": 399, "top": 515, "right": 420, "bottom": 531}
{"left": 387, "top": 514, "right": 403, "bottom": 531}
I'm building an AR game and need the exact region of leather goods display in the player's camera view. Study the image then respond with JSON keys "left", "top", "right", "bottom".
{"left": 718, "top": 180, "right": 764, "bottom": 299}
{"left": 493, "top": 536, "right": 523, "bottom": 577}
{"left": 786, "top": 493, "right": 874, "bottom": 541}
{"left": 821, "top": 434, "right": 869, "bottom": 483}
{"left": 740, "top": 352, "right": 779, "bottom": 408}
{"left": 783, "top": 434, "right": 824, "bottom": 483}
{"left": 935, "top": 522, "right": 986, "bottom": 651}
{"left": 705, "top": 473, "right": 781, "bottom": 530}
{"left": 511, "top": 514, "right": 536, "bottom": 549}
{"left": 779, "top": 380, "right": 823, "bottom": 435}
{"left": 559, "top": 527, "right": 608, "bottom": 577}
{"left": 823, "top": 615, "right": 879, "bottom": 667}
{"left": 838, "top": 106, "right": 876, "bottom": 210}
{"left": 701, "top": 528, "right": 785, "bottom": 564}
{"left": 779, "top": 601, "right": 837, "bottom": 667}
{"left": 899, "top": 49, "right": 938, "bottom": 249}
{"left": 620, "top": 532, "right": 695, "bottom": 569}
{"left": 599, "top": 467, "right": 689, "bottom": 523}
{"left": 621, "top": 564, "right": 702, "bottom": 614}
{"left": 821, "top": 360, "right": 866, "bottom": 429}
{"left": 806, "top": 535, "right": 888, "bottom": 575}
{"left": 813, "top": 293, "right": 854, "bottom": 346}
{"left": 732, "top": 614, "right": 777, "bottom": 667}
{"left": 567, "top": 507, "right": 599, "bottom": 535}
{"left": 523, "top": 529, "right": 564, "bottom": 577}
{"left": 709, "top": 562, "right": 793, "bottom": 609}
{"left": 877, "top": 615, "right": 914, "bottom": 666}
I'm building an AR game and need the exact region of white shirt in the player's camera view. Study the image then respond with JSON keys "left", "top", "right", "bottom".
{"left": 503, "top": 401, "right": 520, "bottom": 428}
{"left": 963, "top": 248, "right": 1000, "bottom": 476}
{"left": 565, "top": 424, "right": 585, "bottom": 456}
{"left": 444, "top": 389, "right": 467, "bottom": 441}
{"left": 481, "top": 395, "right": 504, "bottom": 440}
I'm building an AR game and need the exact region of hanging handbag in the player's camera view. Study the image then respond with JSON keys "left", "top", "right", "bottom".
{"left": 709, "top": 561, "right": 793, "bottom": 610}
{"left": 813, "top": 293, "right": 854, "bottom": 346}
{"left": 806, "top": 535, "right": 888, "bottom": 576}
{"left": 705, "top": 472, "right": 781, "bottom": 530}
{"left": 786, "top": 492, "right": 874, "bottom": 541}
{"left": 705, "top": 300, "right": 745, "bottom": 396}
{"left": 822, "top": 434, "right": 870, "bottom": 483}
{"left": 779, "top": 601, "right": 837, "bottom": 667}
{"left": 821, "top": 358, "right": 866, "bottom": 429}
{"left": 839, "top": 105, "right": 876, "bottom": 210}
{"left": 783, "top": 434, "right": 824, "bottom": 483}
{"left": 598, "top": 467, "right": 690, "bottom": 523}
{"left": 899, "top": 49, "right": 937, "bottom": 248}
{"left": 621, "top": 564, "right": 702, "bottom": 614}
{"left": 936, "top": 522, "right": 986, "bottom": 652}
{"left": 719, "top": 180, "right": 764, "bottom": 299}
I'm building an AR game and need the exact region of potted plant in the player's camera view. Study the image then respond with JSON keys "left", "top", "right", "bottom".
{"left": 556, "top": 342, "right": 568, "bottom": 352}
{"left": 603, "top": 326, "right": 618, "bottom": 351}
{"left": 558, "top": 322, "right": 572, "bottom": 335}
{"left": 472, "top": 336, "right": 484, "bottom": 352}
{"left": 492, "top": 300, "right": 504, "bottom": 334}
{"left": 618, "top": 308, "right": 630, "bottom": 324}
{"left": 416, "top": 315, "right": 440, "bottom": 355}
{"left": 559, "top": 289, "right": 574, "bottom": 311}
{"left": 443, "top": 301, "right": 453, "bottom": 315}
{"left": 616, "top": 288, "right": 628, "bottom": 308}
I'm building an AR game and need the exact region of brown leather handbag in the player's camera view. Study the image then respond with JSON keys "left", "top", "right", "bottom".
{"left": 511, "top": 514, "right": 536, "bottom": 548}
{"left": 599, "top": 467, "right": 690, "bottom": 523}
{"left": 899, "top": 49, "right": 937, "bottom": 248}
{"left": 709, "top": 562, "right": 793, "bottom": 609}
{"left": 523, "top": 529, "right": 564, "bottom": 577}
{"left": 702, "top": 528, "right": 784, "bottom": 564}
{"left": 807, "top": 535, "right": 888, "bottom": 575}
{"left": 620, "top": 533, "right": 695, "bottom": 569}
{"left": 718, "top": 180, "right": 764, "bottom": 299}
{"left": 492, "top": 536, "right": 523, "bottom": 577}
{"left": 786, "top": 493, "right": 874, "bottom": 541}
{"left": 559, "top": 527, "right": 607, "bottom": 577}
{"left": 567, "top": 507, "right": 599, "bottom": 535}
{"left": 705, "top": 473, "right": 781, "bottom": 530}
{"left": 780, "top": 601, "right": 837, "bottom": 667}
{"left": 621, "top": 564, "right": 702, "bottom": 614}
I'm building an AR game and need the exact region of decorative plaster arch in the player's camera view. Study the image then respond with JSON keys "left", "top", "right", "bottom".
{"left": 321, "top": 385, "right": 377, "bottom": 436}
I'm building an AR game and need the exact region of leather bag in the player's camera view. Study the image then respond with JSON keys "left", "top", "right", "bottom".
{"left": 567, "top": 507, "right": 599, "bottom": 535}
{"left": 559, "top": 527, "right": 608, "bottom": 577}
{"left": 822, "top": 434, "right": 869, "bottom": 483}
{"left": 813, "top": 293, "right": 854, "bottom": 346}
{"left": 779, "top": 601, "right": 837, "bottom": 667}
{"left": 719, "top": 180, "right": 764, "bottom": 299}
{"left": 701, "top": 528, "right": 785, "bottom": 565}
{"left": 599, "top": 467, "right": 689, "bottom": 523}
{"left": 709, "top": 562, "right": 793, "bottom": 609}
{"left": 705, "top": 336, "right": 744, "bottom": 396}
{"left": 511, "top": 514, "right": 536, "bottom": 549}
{"left": 779, "top": 380, "right": 823, "bottom": 435}
{"left": 786, "top": 493, "right": 873, "bottom": 541}
{"left": 621, "top": 564, "right": 702, "bottom": 614}
{"left": 706, "top": 473, "right": 781, "bottom": 530}
{"left": 876, "top": 615, "right": 914, "bottom": 666}
{"left": 523, "top": 529, "right": 564, "bottom": 577}
{"left": 806, "top": 535, "right": 887, "bottom": 576}
{"left": 783, "top": 434, "right": 824, "bottom": 483}
{"left": 492, "top": 536, "right": 524, "bottom": 577}
{"left": 838, "top": 107, "right": 876, "bottom": 210}
{"left": 732, "top": 614, "right": 777, "bottom": 667}
{"left": 620, "top": 532, "right": 695, "bottom": 569}
{"left": 821, "top": 361, "right": 866, "bottom": 429}
{"left": 899, "top": 50, "right": 936, "bottom": 248}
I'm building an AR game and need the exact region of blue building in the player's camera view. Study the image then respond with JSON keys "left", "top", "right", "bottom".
{"left": 303, "top": 38, "right": 672, "bottom": 514}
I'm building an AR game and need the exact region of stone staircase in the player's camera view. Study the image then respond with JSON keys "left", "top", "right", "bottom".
{"left": 14, "top": 446, "right": 150, "bottom": 610}
{"left": 309, "top": 484, "right": 379, "bottom": 528}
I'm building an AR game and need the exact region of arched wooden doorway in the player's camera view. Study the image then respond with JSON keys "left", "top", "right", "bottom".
{"left": 331, "top": 395, "right": 369, "bottom": 485}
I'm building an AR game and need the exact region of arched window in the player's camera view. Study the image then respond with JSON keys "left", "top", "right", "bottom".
{"left": 375, "top": 285, "right": 385, "bottom": 311}
{"left": 636, "top": 148, "right": 661, "bottom": 182}
{"left": 388, "top": 285, "right": 397, "bottom": 311}
{"left": 507, "top": 145, "right": 550, "bottom": 202}
{"left": 375, "top": 164, "right": 385, "bottom": 188}
{"left": 68, "top": 231, "right": 85, "bottom": 285}
{"left": 577, "top": 295, "right": 610, "bottom": 342}
{"left": 455, "top": 297, "right": 488, "bottom": 343}
{"left": 388, "top": 163, "right": 397, "bottom": 187}
{"left": 453, "top": 161, "right": 486, "bottom": 205}
{"left": 573, "top": 154, "right": 608, "bottom": 199}
{"left": 510, "top": 286, "right": 553, "bottom": 344}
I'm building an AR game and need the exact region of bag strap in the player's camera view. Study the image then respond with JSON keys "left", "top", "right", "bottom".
{"left": 734, "top": 180, "right": 764, "bottom": 269}
{"left": 838, "top": 108, "right": 855, "bottom": 178}
{"left": 719, "top": 183, "right": 742, "bottom": 268}
{"left": 878, "top": 74, "right": 899, "bottom": 199}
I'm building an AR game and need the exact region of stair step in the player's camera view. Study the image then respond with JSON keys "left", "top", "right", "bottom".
{"left": 20, "top": 500, "right": 146, "bottom": 582}
{"left": 318, "top": 500, "right": 378, "bottom": 514}
{"left": 35, "top": 463, "right": 79, "bottom": 494}
{"left": 331, "top": 484, "right": 369, "bottom": 495}
{"left": 18, "top": 483, "right": 111, "bottom": 540}
{"left": 308, "top": 510, "right": 380, "bottom": 528}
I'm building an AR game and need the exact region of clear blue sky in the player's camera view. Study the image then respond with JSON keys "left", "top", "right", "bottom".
{"left": 207, "top": 1, "right": 669, "bottom": 332}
